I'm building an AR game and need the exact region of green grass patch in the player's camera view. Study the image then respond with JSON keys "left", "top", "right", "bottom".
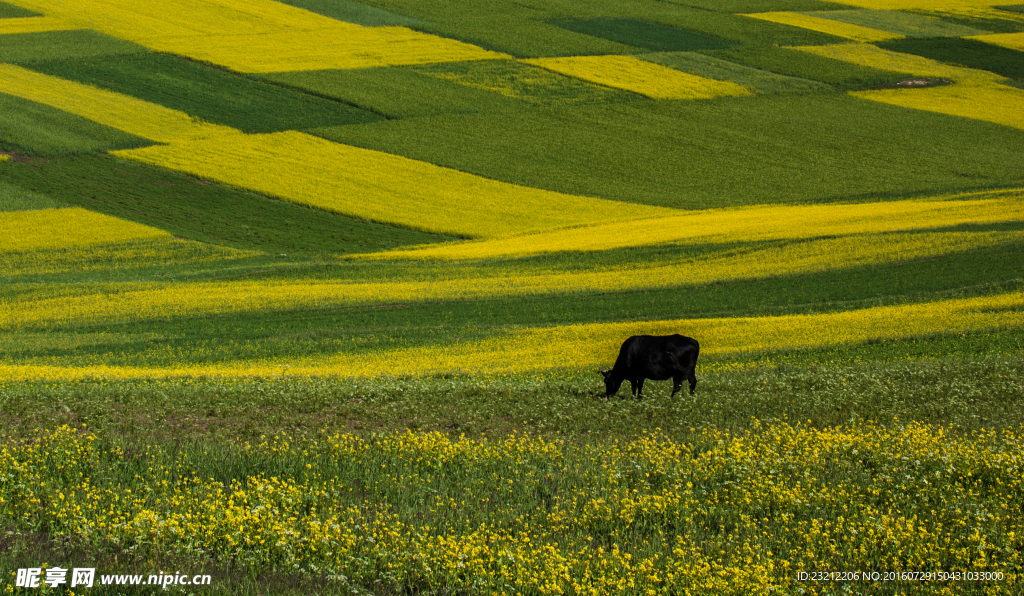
{"left": 914, "top": 9, "right": 1024, "bottom": 34}
{"left": 273, "top": 0, "right": 425, "bottom": 26}
{"left": 28, "top": 53, "right": 383, "bottom": 134}
{"left": 362, "top": 0, "right": 843, "bottom": 57}
{"left": 547, "top": 17, "right": 738, "bottom": 52}
{"left": 706, "top": 44, "right": 912, "bottom": 89}
{"left": 642, "top": 51, "right": 830, "bottom": 94}
{"left": 0, "top": 1, "right": 37, "bottom": 17}
{"left": 0, "top": 154, "right": 453, "bottom": 256}
{"left": 996, "top": 5, "right": 1024, "bottom": 14}
{"left": 261, "top": 66, "right": 527, "bottom": 118}
{"left": 0, "top": 30, "right": 148, "bottom": 62}
{"left": 0, "top": 181, "right": 63, "bottom": 211}
{"left": 669, "top": 0, "right": 851, "bottom": 12}
{"left": 410, "top": 59, "right": 643, "bottom": 105}
{"left": 0, "top": 93, "right": 151, "bottom": 157}
{"left": 802, "top": 9, "right": 990, "bottom": 37}
{"left": 316, "top": 93, "right": 1024, "bottom": 210}
{"left": 876, "top": 37, "right": 1024, "bottom": 81}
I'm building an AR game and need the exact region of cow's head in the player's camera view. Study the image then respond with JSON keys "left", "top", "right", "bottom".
{"left": 599, "top": 369, "right": 622, "bottom": 397}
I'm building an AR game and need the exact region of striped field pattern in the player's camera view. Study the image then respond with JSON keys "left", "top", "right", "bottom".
{"left": 522, "top": 55, "right": 753, "bottom": 100}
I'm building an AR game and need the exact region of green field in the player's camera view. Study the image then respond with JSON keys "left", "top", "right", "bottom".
{"left": 2, "top": 0, "right": 1024, "bottom": 593}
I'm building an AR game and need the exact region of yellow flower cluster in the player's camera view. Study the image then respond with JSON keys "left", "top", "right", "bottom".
{"left": 0, "top": 207, "right": 168, "bottom": 253}
{"left": 2, "top": 423, "right": 1020, "bottom": 593}
{"left": 795, "top": 44, "right": 1024, "bottom": 131}
{"left": 523, "top": 55, "right": 752, "bottom": 100}
{"left": 371, "top": 189, "right": 1024, "bottom": 260}
{"left": 113, "top": 131, "right": 672, "bottom": 238}
{"left": 743, "top": 12, "right": 904, "bottom": 42}
{"left": 1, "top": 290, "right": 1021, "bottom": 381}
{"left": 3, "top": 0, "right": 504, "bottom": 72}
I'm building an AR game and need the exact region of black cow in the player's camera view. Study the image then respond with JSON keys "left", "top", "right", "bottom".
{"left": 599, "top": 334, "right": 699, "bottom": 399}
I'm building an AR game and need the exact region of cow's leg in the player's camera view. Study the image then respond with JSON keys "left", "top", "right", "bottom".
{"left": 672, "top": 375, "right": 683, "bottom": 397}
{"left": 636, "top": 378, "right": 645, "bottom": 398}
{"left": 629, "top": 379, "right": 639, "bottom": 398}
{"left": 688, "top": 366, "right": 698, "bottom": 395}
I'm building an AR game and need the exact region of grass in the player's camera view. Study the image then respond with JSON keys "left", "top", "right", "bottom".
{"left": 410, "top": 59, "right": 642, "bottom": 105}
{"left": 802, "top": 9, "right": 990, "bottom": 37}
{"left": 260, "top": 66, "right": 528, "bottom": 118}
{"left": 641, "top": 51, "right": 830, "bottom": 94}
{"left": 705, "top": 44, "right": 912, "bottom": 89}
{"left": 0, "top": 0, "right": 36, "bottom": 17}
{"left": 0, "top": 92, "right": 152, "bottom": 157}
{"left": 27, "top": 53, "right": 384, "bottom": 134}
{"left": 315, "top": 93, "right": 1024, "bottom": 210}
{"left": 0, "top": 30, "right": 148, "bottom": 62}
{"left": 546, "top": 18, "right": 738, "bottom": 52}
{"left": 0, "top": 181, "right": 62, "bottom": 211}
{"left": 876, "top": 37, "right": 1024, "bottom": 81}
{"left": 0, "top": 154, "right": 454, "bottom": 256}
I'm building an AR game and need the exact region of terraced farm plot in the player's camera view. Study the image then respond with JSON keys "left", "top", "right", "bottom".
{"left": 0, "top": 207, "right": 168, "bottom": 252}
{"left": 801, "top": 9, "right": 991, "bottom": 36}
{"left": 2, "top": 0, "right": 505, "bottom": 72}
{"left": 971, "top": 31, "right": 1024, "bottom": 51}
{"left": 0, "top": 182, "right": 61, "bottom": 211}
{"left": 0, "top": 91, "right": 151, "bottom": 156}
{"left": 743, "top": 11, "right": 905, "bottom": 41}
{"left": 705, "top": 44, "right": 912, "bottom": 89}
{"left": 322, "top": 95, "right": 1024, "bottom": 210}
{"left": 2, "top": 154, "right": 453, "bottom": 256}
{"left": 273, "top": 0, "right": 426, "bottom": 27}
{"left": 798, "top": 43, "right": 1024, "bottom": 130}
{"left": 28, "top": 53, "right": 384, "bottom": 133}
{"left": 523, "top": 55, "right": 752, "bottom": 99}
{"left": 0, "top": 29, "right": 147, "bottom": 62}
{"left": 641, "top": 51, "right": 830, "bottom": 94}
{"left": 261, "top": 66, "right": 528, "bottom": 118}
{"left": 411, "top": 59, "right": 642, "bottom": 105}
{"left": 547, "top": 17, "right": 738, "bottom": 52}
{"left": 113, "top": 131, "right": 674, "bottom": 238}
{"left": 371, "top": 190, "right": 1024, "bottom": 260}
{"left": 0, "top": 63, "right": 240, "bottom": 144}
{"left": 877, "top": 37, "right": 1024, "bottom": 80}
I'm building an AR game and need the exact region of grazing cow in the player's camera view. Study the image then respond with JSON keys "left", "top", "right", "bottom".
{"left": 599, "top": 334, "right": 699, "bottom": 399}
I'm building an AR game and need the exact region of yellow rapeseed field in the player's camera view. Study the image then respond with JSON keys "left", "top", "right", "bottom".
{"left": 0, "top": 15, "right": 70, "bottom": 34}
{"left": 2, "top": 290, "right": 1022, "bottom": 381}
{"left": 3, "top": 423, "right": 1019, "bottom": 593}
{"left": 0, "top": 208, "right": 169, "bottom": 252}
{"left": 968, "top": 32, "right": 1024, "bottom": 53}
{"left": 113, "top": 131, "right": 673, "bottom": 238}
{"left": 1, "top": 237, "right": 260, "bottom": 277}
{"left": 796, "top": 43, "right": 1024, "bottom": 131}
{"left": 0, "top": 64, "right": 241, "bottom": 144}
{"left": 743, "top": 12, "right": 904, "bottom": 42}
{"left": 522, "top": 55, "right": 753, "bottom": 100}
{"left": 3, "top": 0, "right": 504, "bottom": 72}
{"left": 369, "top": 189, "right": 1024, "bottom": 260}
{"left": 2, "top": 229, "right": 1018, "bottom": 331}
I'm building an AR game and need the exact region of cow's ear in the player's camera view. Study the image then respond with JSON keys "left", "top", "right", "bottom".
{"left": 598, "top": 370, "right": 609, "bottom": 377}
